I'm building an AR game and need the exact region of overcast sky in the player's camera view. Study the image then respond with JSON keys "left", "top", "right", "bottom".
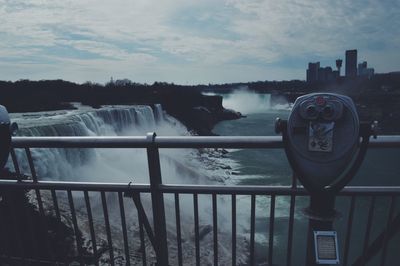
{"left": 1, "top": 0, "right": 399, "bottom": 84}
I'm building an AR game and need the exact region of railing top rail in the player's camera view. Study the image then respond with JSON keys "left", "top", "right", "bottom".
{"left": 1, "top": 179, "right": 400, "bottom": 195}
{"left": 0, "top": 179, "right": 151, "bottom": 192}
{"left": 11, "top": 135, "right": 400, "bottom": 149}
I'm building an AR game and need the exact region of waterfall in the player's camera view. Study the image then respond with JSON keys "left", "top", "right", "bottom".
{"left": 8, "top": 105, "right": 190, "bottom": 182}
{"left": 221, "top": 87, "right": 291, "bottom": 114}
{"left": 154, "top": 103, "right": 165, "bottom": 122}
{"left": 16, "top": 105, "right": 158, "bottom": 137}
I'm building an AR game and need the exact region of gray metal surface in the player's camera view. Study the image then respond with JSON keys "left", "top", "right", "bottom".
{"left": 10, "top": 135, "right": 400, "bottom": 148}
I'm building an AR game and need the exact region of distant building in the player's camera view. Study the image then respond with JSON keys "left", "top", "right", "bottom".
{"left": 366, "top": 68, "right": 375, "bottom": 77}
{"left": 306, "top": 63, "right": 337, "bottom": 83}
{"left": 358, "top": 61, "right": 367, "bottom": 74}
{"left": 307, "top": 62, "right": 320, "bottom": 82}
{"left": 324, "top": 67, "right": 335, "bottom": 82}
{"left": 333, "top": 70, "right": 340, "bottom": 79}
{"left": 318, "top": 67, "right": 324, "bottom": 81}
{"left": 318, "top": 67, "right": 335, "bottom": 82}
{"left": 345, "top": 49, "right": 357, "bottom": 77}
{"left": 358, "top": 61, "right": 374, "bottom": 78}
{"left": 336, "top": 59, "right": 343, "bottom": 76}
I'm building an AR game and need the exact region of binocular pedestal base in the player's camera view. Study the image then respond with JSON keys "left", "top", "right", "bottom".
{"left": 305, "top": 194, "right": 337, "bottom": 265}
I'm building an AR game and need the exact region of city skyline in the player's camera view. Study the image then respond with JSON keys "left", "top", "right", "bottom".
{"left": 306, "top": 49, "right": 376, "bottom": 83}
{"left": 0, "top": 0, "right": 399, "bottom": 85}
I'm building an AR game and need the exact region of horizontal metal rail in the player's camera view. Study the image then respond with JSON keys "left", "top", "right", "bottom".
{"left": 11, "top": 135, "right": 400, "bottom": 148}
{"left": 1, "top": 180, "right": 400, "bottom": 196}
{"left": 0, "top": 179, "right": 151, "bottom": 192}
{"left": 159, "top": 184, "right": 400, "bottom": 195}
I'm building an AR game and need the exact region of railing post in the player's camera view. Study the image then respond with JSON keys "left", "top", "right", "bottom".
{"left": 146, "top": 132, "right": 169, "bottom": 266}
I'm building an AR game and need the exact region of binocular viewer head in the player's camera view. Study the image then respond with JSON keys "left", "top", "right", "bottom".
{"left": 277, "top": 93, "right": 370, "bottom": 192}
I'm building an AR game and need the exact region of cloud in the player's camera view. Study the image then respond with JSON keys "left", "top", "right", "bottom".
{"left": 228, "top": 0, "right": 400, "bottom": 56}
{"left": 0, "top": 0, "right": 399, "bottom": 83}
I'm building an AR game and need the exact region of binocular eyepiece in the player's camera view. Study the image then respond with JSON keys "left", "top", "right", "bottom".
{"left": 300, "top": 95, "right": 343, "bottom": 121}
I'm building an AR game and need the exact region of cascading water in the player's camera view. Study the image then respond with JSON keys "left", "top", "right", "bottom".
{"left": 9, "top": 104, "right": 248, "bottom": 265}
{"left": 10, "top": 105, "right": 195, "bottom": 182}
{"left": 218, "top": 88, "right": 291, "bottom": 115}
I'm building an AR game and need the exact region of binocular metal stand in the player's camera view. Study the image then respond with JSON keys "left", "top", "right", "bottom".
{"left": 275, "top": 93, "right": 378, "bottom": 265}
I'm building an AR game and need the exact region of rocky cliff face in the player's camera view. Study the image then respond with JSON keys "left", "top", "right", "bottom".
{"left": 160, "top": 94, "right": 241, "bottom": 135}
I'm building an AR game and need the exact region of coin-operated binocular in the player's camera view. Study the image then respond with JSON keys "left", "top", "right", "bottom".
{"left": 276, "top": 93, "right": 377, "bottom": 265}
{"left": 0, "top": 105, "right": 18, "bottom": 171}
{"left": 276, "top": 93, "right": 376, "bottom": 194}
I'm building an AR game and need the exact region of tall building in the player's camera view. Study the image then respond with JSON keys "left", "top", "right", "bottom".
{"left": 336, "top": 59, "right": 342, "bottom": 76}
{"left": 306, "top": 62, "right": 320, "bottom": 82}
{"left": 345, "top": 49, "right": 357, "bottom": 77}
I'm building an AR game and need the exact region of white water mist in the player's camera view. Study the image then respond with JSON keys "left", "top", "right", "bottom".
{"left": 222, "top": 86, "right": 290, "bottom": 115}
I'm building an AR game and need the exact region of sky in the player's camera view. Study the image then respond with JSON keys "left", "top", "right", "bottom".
{"left": 0, "top": 0, "right": 399, "bottom": 84}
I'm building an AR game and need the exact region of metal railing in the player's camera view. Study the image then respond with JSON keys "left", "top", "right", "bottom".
{"left": 0, "top": 134, "right": 399, "bottom": 265}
